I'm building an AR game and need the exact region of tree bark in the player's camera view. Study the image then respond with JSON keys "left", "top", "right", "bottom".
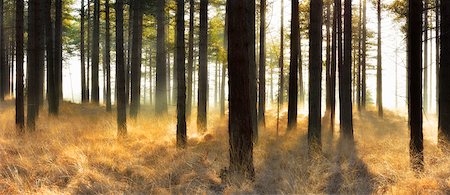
{"left": 15, "top": 0, "right": 24, "bottom": 130}
{"left": 91, "top": 0, "right": 100, "bottom": 104}
{"left": 55, "top": 0, "right": 62, "bottom": 101}
{"left": 279, "top": 0, "right": 284, "bottom": 106}
{"left": 226, "top": 0, "right": 255, "bottom": 180}
{"left": 81, "top": 0, "right": 87, "bottom": 102}
{"left": 341, "top": 0, "right": 354, "bottom": 140}
{"left": 197, "top": 0, "right": 208, "bottom": 132}
{"left": 258, "top": 0, "right": 266, "bottom": 126}
{"left": 187, "top": 0, "right": 194, "bottom": 115}
{"left": 376, "top": 0, "right": 383, "bottom": 117}
{"left": 408, "top": 0, "right": 424, "bottom": 172}
{"left": 156, "top": 0, "right": 168, "bottom": 114}
{"left": 424, "top": 0, "right": 429, "bottom": 113}
{"left": 288, "top": 0, "right": 299, "bottom": 130}
{"left": 438, "top": 0, "right": 450, "bottom": 148}
{"left": 45, "top": 0, "right": 58, "bottom": 115}
{"left": 325, "top": 0, "right": 331, "bottom": 113}
{"left": 0, "top": 0, "right": 5, "bottom": 101}
{"left": 308, "top": 0, "right": 323, "bottom": 153}
{"left": 176, "top": 0, "right": 187, "bottom": 148}
{"left": 115, "top": 0, "right": 127, "bottom": 136}
{"left": 105, "top": 0, "right": 111, "bottom": 111}
{"left": 130, "top": 0, "right": 143, "bottom": 118}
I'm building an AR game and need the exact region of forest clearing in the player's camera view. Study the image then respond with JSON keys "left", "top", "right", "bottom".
{"left": 0, "top": 101, "right": 448, "bottom": 194}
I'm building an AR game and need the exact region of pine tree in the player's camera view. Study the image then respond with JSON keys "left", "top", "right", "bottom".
{"left": 288, "top": 0, "right": 299, "bottom": 130}
{"left": 176, "top": 0, "right": 187, "bottom": 148}
{"left": 115, "top": 0, "right": 127, "bottom": 136}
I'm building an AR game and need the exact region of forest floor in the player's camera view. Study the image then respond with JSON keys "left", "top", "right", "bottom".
{"left": 0, "top": 100, "right": 449, "bottom": 194}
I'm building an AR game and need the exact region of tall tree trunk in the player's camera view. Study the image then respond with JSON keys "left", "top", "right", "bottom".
{"left": 325, "top": 0, "right": 331, "bottom": 113}
{"left": 81, "top": 0, "right": 87, "bottom": 102}
{"left": 187, "top": 0, "right": 194, "bottom": 115}
{"left": 55, "top": 0, "right": 62, "bottom": 101}
{"left": 436, "top": 0, "right": 440, "bottom": 116}
{"left": 197, "top": 0, "right": 208, "bottom": 132}
{"left": 308, "top": 0, "right": 323, "bottom": 153}
{"left": 86, "top": 0, "right": 91, "bottom": 101}
{"left": 91, "top": 0, "right": 100, "bottom": 104}
{"left": 258, "top": 0, "right": 266, "bottom": 126}
{"left": 15, "top": 0, "right": 24, "bottom": 130}
{"left": 226, "top": 0, "right": 255, "bottom": 179}
{"left": 331, "top": 0, "right": 341, "bottom": 131}
{"left": 115, "top": 0, "right": 127, "bottom": 136}
{"left": 438, "top": 0, "right": 449, "bottom": 148}
{"left": 288, "top": 0, "right": 299, "bottom": 130}
{"left": 249, "top": 0, "right": 257, "bottom": 142}
{"left": 341, "top": 0, "right": 354, "bottom": 140}
{"left": 408, "top": 0, "right": 424, "bottom": 172}
{"left": 0, "top": 0, "right": 4, "bottom": 101}
{"left": 45, "top": 0, "right": 58, "bottom": 115}
{"left": 424, "top": 0, "right": 429, "bottom": 113}
{"left": 126, "top": 7, "right": 132, "bottom": 106}
{"left": 176, "top": 0, "right": 187, "bottom": 148}
{"left": 361, "top": 0, "right": 367, "bottom": 109}
{"left": 156, "top": 0, "right": 168, "bottom": 114}
{"left": 357, "top": 0, "right": 361, "bottom": 111}
{"left": 279, "top": 0, "right": 284, "bottom": 106}
{"left": 376, "top": 0, "right": 383, "bottom": 117}
{"left": 130, "top": 0, "right": 143, "bottom": 118}
{"left": 27, "top": 0, "right": 44, "bottom": 130}
{"left": 105, "top": 0, "right": 111, "bottom": 111}
{"left": 220, "top": 13, "right": 228, "bottom": 116}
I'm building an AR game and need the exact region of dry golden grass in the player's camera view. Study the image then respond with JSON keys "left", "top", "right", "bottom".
{"left": 0, "top": 101, "right": 449, "bottom": 194}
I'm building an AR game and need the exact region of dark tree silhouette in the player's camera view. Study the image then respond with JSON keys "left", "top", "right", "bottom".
{"left": 226, "top": 0, "right": 255, "bottom": 180}
{"left": 341, "top": 0, "right": 354, "bottom": 140}
{"left": 176, "top": 0, "right": 187, "bottom": 148}
{"left": 376, "top": 0, "right": 383, "bottom": 117}
{"left": 116, "top": 0, "right": 127, "bottom": 136}
{"left": 130, "top": 0, "right": 143, "bottom": 118}
{"left": 288, "top": 0, "right": 299, "bottom": 130}
{"left": 187, "top": 0, "right": 194, "bottom": 115}
{"left": 15, "top": 0, "right": 24, "bottom": 130}
{"left": 44, "top": 0, "right": 58, "bottom": 115}
{"left": 438, "top": 0, "right": 449, "bottom": 148}
{"left": 361, "top": 0, "right": 367, "bottom": 109}
{"left": 198, "top": 0, "right": 208, "bottom": 132}
{"left": 81, "top": 0, "right": 87, "bottom": 102}
{"left": 258, "top": 0, "right": 266, "bottom": 126}
{"left": 325, "top": 0, "right": 331, "bottom": 114}
{"left": 55, "top": 0, "right": 62, "bottom": 101}
{"left": 91, "top": 0, "right": 100, "bottom": 104}
{"left": 0, "top": 0, "right": 4, "bottom": 101}
{"left": 279, "top": 0, "right": 284, "bottom": 106}
{"left": 105, "top": 0, "right": 111, "bottom": 112}
{"left": 408, "top": 0, "right": 424, "bottom": 172}
{"left": 308, "top": 0, "right": 323, "bottom": 153}
{"left": 156, "top": 0, "right": 168, "bottom": 114}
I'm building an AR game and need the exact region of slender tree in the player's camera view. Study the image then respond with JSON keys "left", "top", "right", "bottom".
{"left": 105, "top": 0, "right": 111, "bottom": 111}
{"left": 198, "top": 0, "right": 208, "bottom": 132}
{"left": 438, "top": 0, "right": 449, "bottom": 148}
{"left": 376, "top": 0, "right": 383, "bottom": 117}
{"left": 91, "top": 0, "right": 100, "bottom": 103}
{"left": 55, "top": 0, "right": 62, "bottom": 101}
{"left": 331, "top": 0, "right": 341, "bottom": 131}
{"left": 361, "top": 0, "right": 367, "bottom": 109}
{"left": 81, "top": 0, "right": 87, "bottom": 102}
{"left": 279, "top": 0, "right": 284, "bottom": 105}
{"left": 156, "top": 0, "right": 168, "bottom": 114}
{"left": 15, "top": 0, "right": 24, "bottom": 130}
{"left": 309, "top": 0, "right": 323, "bottom": 153}
{"left": 341, "top": 0, "right": 354, "bottom": 140}
{"left": 357, "top": 0, "right": 361, "bottom": 110}
{"left": 424, "top": 0, "right": 429, "bottom": 113}
{"left": 176, "top": 0, "right": 187, "bottom": 148}
{"left": 116, "top": 0, "right": 127, "bottom": 136}
{"left": 130, "top": 0, "right": 143, "bottom": 118}
{"left": 226, "top": 0, "right": 255, "bottom": 179}
{"left": 436, "top": 0, "right": 439, "bottom": 113}
{"left": 325, "top": 0, "right": 332, "bottom": 113}
{"left": 408, "top": 0, "right": 424, "bottom": 172}
{"left": 187, "top": 0, "right": 194, "bottom": 115}
{"left": 45, "top": 0, "right": 58, "bottom": 115}
{"left": 0, "top": 0, "right": 4, "bottom": 101}
{"left": 288, "top": 0, "right": 299, "bottom": 130}
{"left": 258, "top": 0, "right": 266, "bottom": 126}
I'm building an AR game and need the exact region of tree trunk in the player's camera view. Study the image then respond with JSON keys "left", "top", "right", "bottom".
{"left": 331, "top": 0, "right": 341, "bottom": 131}
{"left": 27, "top": 0, "right": 44, "bottom": 130}
{"left": 0, "top": 0, "right": 4, "bottom": 101}
{"left": 436, "top": 0, "right": 439, "bottom": 117}
{"left": 91, "top": 0, "right": 100, "bottom": 104}
{"left": 249, "top": 0, "right": 257, "bottom": 142}
{"left": 55, "top": 0, "right": 62, "bottom": 101}
{"left": 115, "top": 0, "right": 127, "bottom": 136}
{"left": 408, "top": 0, "right": 424, "bottom": 172}
{"left": 15, "top": 0, "right": 24, "bottom": 130}
{"left": 361, "top": 0, "right": 367, "bottom": 109}
{"left": 130, "top": 0, "right": 143, "bottom": 118}
{"left": 187, "top": 0, "right": 194, "bottom": 115}
{"left": 197, "top": 0, "right": 208, "bottom": 132}
{"left": 105, "top": 0, "right": 111, "bottom": 111}
{"left": 325, "top": 0, "right": 331, "bottom": 113}
{"left": 279, "top": 0, "right": 284, "bottom": 106}
{"left": 45, "top": 0, "right": 58, "bottom": 115}
{"left": 357, "top": 0, "right": 361, "bottom": 111}
{"left": 81, "top": 0, "right": 87, "bottom": 102}
{"left": 376, "top": 0, "right": 383, "bottom": 117}
{"left": 156, "top": 0, "right": 168, "bottom": 114}
{"left": 176, "top": 0, "right": 187, "bottom": 148}
{"left": 424, "top": 0, "right": 429, "bottom": 113}
{"left": 438, "top": 0, "right": 449, "bottom": 148}
{"left": 226, "top": 0, "right": 255, "bottom": 180}
{"left": 341, "top": 0, "right": 354, "bottom": 140}
{"left": 308, "top": 0, "right": 323, "bottom": 153}
{"left": 258, "top": 0, "right": 266, "bottom": 126}
{"left": 86, "top": 0, "right": 91, "bottom": 101}
{"left": 288, "top": 0, "right": 299, "bottom": 130}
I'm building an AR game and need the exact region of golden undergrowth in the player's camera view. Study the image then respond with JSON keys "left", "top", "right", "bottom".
{"left": 0, "top": 101, "right": 449, "bottom": 194}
